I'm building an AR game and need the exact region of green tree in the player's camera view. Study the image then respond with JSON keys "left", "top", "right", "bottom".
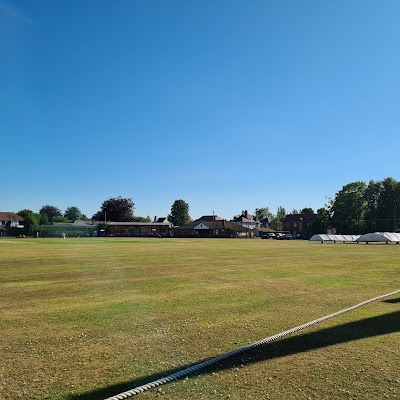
{"left": 52, "top": 216, "right": 69, "bottom": 223}
{"left": 365, "top": 177, "right": 400, "bottom": 231}
{"left": 136, "top": 216, "right": 151, "bottom": 222}
{"left": 255, "top": 207, "right": 273, "bottom": 221}
{"left": 377, "top": 177, "right": 400, "bottom": 231}
{"left": 92, "top": 196, "right": 135, "bottom": 222}
{"left": 39, "top": 205, "right": 62, "bottom": 224}
{"left": 17, "top": 209, "right": 39, "bottom": 232}
{"left": 277, "top": 206, "right": 286, "bottom": 220}
{"left": 331, "top": 181, "right": 367, "bottom": 234}
{"left": 39, "top": 214, "right": 49, "bottom": 225}
{"left": 306, "top": 207, "right": 331, "bottom": 236}
{"left": 168, "top": 199, "right": 190, "bottom": 226}
{"left": 315, "top": 207, "right": 330, "bottom": 222}
{"left": 64, "top": 206, "right": 84, "bottom": 222}
{"left": 300, "top": 207, "right": 314, "bottom": 214}
{"left": 270, "top": 206, "right": 286, "bottom": 230}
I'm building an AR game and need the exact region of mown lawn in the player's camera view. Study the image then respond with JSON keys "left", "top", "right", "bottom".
{"left": 0, "top": 237, "right": 399, "bottom": 400}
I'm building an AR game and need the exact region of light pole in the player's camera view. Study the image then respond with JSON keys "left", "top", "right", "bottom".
{"left": 213, "top": 211, "right": 215, "bottom": 237}
{"left": 255, "top": 208, "right": 258, "bottom": 237}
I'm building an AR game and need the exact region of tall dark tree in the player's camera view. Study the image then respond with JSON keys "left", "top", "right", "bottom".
{"left": 39, "top": 214, "right": 49, "bottom": 225}
{"left": 39, "top": 205, "right": 62, "bottom": 224}
{"left": 168, "top": 199, "right": 190, "bottom": 226}
{"left": 315, "top": 207, "right": 331, "bottom": 222}
{"left": 376, "top": 177, "right": 399, "bottom": 231}
{"left": 92, "top": 196, "right": 135, "bottom": 222}
{"left": 365, "top": 178, "right": 400, "bottom": 231}
{"left": 365, "top": 179, "right": 383, "bottom": 231}
{"left": 331, "top": 181, "right": 367, "bottom": 233}
{"left": 300, "top": 207, "right": 315, "bottom": 214}
{"left": 306, "top": 207, "right": 332, "bottom": 236}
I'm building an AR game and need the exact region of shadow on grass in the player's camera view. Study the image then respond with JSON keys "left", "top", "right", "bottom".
{"left": 69, "top": 309, "right": 399, "bottom": 400}
{"left": 384, "top": 297, "right": 400, "bottom": 304}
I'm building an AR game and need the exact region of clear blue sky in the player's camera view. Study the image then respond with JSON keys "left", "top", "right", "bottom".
{"left": 1, "top": 0, "right": 399, "bottom": 220}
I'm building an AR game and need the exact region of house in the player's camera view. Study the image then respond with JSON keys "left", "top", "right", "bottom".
{"left": 105, "top": 221, "right": 173, "bottom": 237}
{"left": 232, "top": 210, "right": 260, "bottom": 230}
{"left": 260, "top": 217, "right": 270, "bottom": 228}
{"left": 155, "top": 217, "right": 170, "bottom": 224}
{"left": 231, "top": 210, "right": 273, "bottom": 236}
{"left": 173, "top": 216, "right": 250, "bottom": 238}
{"left": 195, "top": 215, "right": 223, "bottom": 222}
{"left": 254, "top": 227, "right": 277, "bottom": 237}
{"left": 0, "top": 212, "right": 24, "bottom": 228}
{"left": 284, "top": 213, "right": 317, "bottom": 235}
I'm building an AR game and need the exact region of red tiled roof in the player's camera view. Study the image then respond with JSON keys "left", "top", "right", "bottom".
{"left": 192, "top": 220, "right": 248, "bottom": 232}
{"left": 177, "top": 218, "right": 249, "bottom": 232}
{"left": 0, "top": 212, "right": 24, "bottom": 221}
{"left": 257, "top": 227, "right": 276, "bottom": 233}
{"left": 284, "top": 213, "right": 316, "bottom": 223}
{"left": 198, "top": 215, "right": 223, "bottom": 221}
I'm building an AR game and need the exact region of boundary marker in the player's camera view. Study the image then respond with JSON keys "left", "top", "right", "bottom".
{"left": 105, "top": 289, "right": 400, "bottom": 400}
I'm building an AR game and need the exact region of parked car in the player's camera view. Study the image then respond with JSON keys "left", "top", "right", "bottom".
{"left": 261, "top": 233, "right": 276, "bottom": 239}
{"left": 282, "top": 234, "right": 294, "bottom": 240}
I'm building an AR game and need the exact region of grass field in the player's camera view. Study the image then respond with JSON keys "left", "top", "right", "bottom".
{"left": 0, "top": 237, "right": 399, "bottom": 400}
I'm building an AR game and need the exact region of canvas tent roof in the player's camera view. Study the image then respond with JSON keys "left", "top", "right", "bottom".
{"left": 356, "top": 232, "right": 400, "bottom": 243}
{"left": 310, "top": 234, "right": 360, "bottom": 242}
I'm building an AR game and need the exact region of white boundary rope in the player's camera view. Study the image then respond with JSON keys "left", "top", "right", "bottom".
{"left": 105, "top": 289, "right": 400, "bottom": 400}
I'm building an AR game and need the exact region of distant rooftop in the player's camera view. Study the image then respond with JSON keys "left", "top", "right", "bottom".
{"left": 198, "top": 215, "right": 223, "bottom": 221}
{"left": 0, "top": 212, "right": 24, "bottom": 221}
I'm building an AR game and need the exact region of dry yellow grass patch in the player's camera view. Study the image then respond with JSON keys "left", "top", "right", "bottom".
{"left": 0, "top": 238, "right": 398, "bottom": 399}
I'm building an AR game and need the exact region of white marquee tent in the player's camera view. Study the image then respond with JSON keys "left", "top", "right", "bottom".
{"left": 356, "top": 232, "right": 400, "bottom": 243}
{"left": 310, "top": 234, "right": 360, "bottom": 243}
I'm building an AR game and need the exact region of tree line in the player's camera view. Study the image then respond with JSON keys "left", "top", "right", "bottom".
{"left": 17, "top": 206, "right": 88, "bottom": 231}
{"left": 14, "top": 177, "right": 400, "bottom": 235}
{"left": 16, "top": 197, "right": 188, "bottom": 232}
{"left": 17, "top": 198, "right": 136, "bottom": 232}
{"left": 251, "top": 177, "right": 399, "bottom": 235}
{"left": 308, "top": 177, "right": 400, "bottom": 235}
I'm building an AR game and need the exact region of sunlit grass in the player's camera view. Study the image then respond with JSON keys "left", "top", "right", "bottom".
{"left": 0, "top": 238, "right": 399, "bottom": 399}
